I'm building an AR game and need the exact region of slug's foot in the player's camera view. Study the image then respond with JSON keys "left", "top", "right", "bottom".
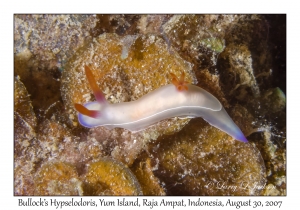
{"left": 170, "top": 72, "right": 189, "bottom": 91}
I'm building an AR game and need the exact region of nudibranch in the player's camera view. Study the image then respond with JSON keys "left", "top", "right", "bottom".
{"left": 75, "top": 66, "right": 248, "bottom": 143}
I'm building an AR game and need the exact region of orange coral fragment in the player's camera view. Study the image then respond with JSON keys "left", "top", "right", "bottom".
{"left": 170, "top": 72, "right": 189, "bottom": 91}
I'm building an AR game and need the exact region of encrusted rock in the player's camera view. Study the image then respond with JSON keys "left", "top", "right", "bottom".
{"left": 83, "top": 158, "right": 142, "bottom": 195}
{"left": 14, "top": 76, "right": 38, "bottom": 195}
{"left": 149, "top": 118, "right": 266, "bottom": 195}
{"left": 34, "top": 162, "right": 83, "bottom": 195}
{"left": 130, "top": 155, "right": 166, "bottom": 195}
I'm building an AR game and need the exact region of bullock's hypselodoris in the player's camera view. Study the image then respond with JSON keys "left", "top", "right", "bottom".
{"left": 75, "top": 66, "right": 248, "bottom": 143}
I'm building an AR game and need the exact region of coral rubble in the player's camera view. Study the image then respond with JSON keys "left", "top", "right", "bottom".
{"left": 14, "top": 14, "right": 286, "bottom": 195}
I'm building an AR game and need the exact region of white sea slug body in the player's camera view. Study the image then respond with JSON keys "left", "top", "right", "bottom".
{"left": 75, "top": 66, "right": 248, "bottom": 143}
